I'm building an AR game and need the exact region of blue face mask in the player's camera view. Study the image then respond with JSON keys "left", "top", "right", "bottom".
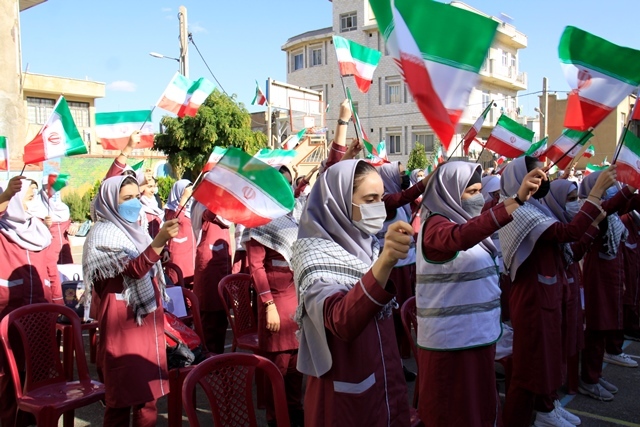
{"left": 118, "top": 198, "right": 142, "bottom": 223}
{"left": 603, "top": 186, "right": 618, "bottom": 201}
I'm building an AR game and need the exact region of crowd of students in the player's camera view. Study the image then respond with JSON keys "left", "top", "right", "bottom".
{"left": 0, "top": 98, "right": 639, "bottom": 427}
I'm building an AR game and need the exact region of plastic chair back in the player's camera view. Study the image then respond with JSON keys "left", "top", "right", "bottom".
{"left": 182, "top": 353, "right": 290, "bottom": 427}
{"left": 218, "top": 274, "right": 258, "bottom": 352}
{"left": 164, "top": 261, "right": 185, "bottom": 288}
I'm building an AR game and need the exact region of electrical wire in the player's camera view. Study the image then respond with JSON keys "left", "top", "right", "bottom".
{"left": 188, "top": 33, "right": 228, "bottom": 95}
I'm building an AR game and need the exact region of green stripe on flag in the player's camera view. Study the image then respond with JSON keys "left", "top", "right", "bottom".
{"left": 586, "top": 163, "right": 606, "bottom": 172}
{"left": 0, "top": 136, "right": 6, "bottom": 149}
{"left": 558, "top": 26, "right": 640, "bottom": 86}
{"left": 496, "top": 115, "right": 535, "bottom": 141}
{"left": 95, "top": 110, "right": 151, "bottom": 125}
{"left": 623, "top": 129, "right": 640, "bottom": 154}
{"left": 57, "top": 98, "right": 87, "bottom": 156}
{"left": 132, "top": 160, "right": 145, "bottom": 171}
{"left": 333, "top": 35, "right": 382, "bottom": 66}
{"left": 524, "top": 137, "right": 548, "bottom": 156}
{"left": 52, "top": 173, "right": 70, "bottom": 192}
{"left": 563, "top": 128, "right": 593, "bottom": 143}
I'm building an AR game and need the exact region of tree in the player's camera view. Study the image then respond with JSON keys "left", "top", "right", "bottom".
{"left": 154, "top": 90, "right": 267, "bottom": 178}
{"left": 407, "top": 142, "right": 427, "bottom": 171}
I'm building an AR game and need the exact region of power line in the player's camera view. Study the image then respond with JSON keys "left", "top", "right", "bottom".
{"left": 188, "top": 33, "right": 228, "bottom": 95}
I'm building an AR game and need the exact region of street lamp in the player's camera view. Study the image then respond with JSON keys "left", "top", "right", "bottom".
{"left": 149, "top": 52, "right": 180, "bottom": 62}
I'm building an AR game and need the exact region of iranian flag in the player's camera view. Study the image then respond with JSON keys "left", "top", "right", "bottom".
{"left": 346, "top": 87, "right": 388, "bottom": 165}
{"left": 463, "top": 103, "right": 493, "bottom": 155}
{"left": 23, "top": 97, "right": 87, "bottom": 164}
{"left": 285, "top": 128, "right": 307, "bottom": 150}
{"left": 131, "top": 160, "right": 145, "bottom": 171}
{"left": 633, "top": 101, "right": 640, "bottom": 121}
{"left": 157, "top": 72, "right": 215, "bottom": 118}
{"left": 559, "top": 26, "right": 640, "bottom": 131}
{"left": 615, "top": 130, "right": 640, "bottom": 189}
{"left": 47, "top": 173, "right": 70, "bottom": 197}
{"left": 0, "top": 136, "right": 8, "bottom": 171}
{"left": 523, "top": 137, "right": 548, "bottom": 159}
{"left": 544, "top": 129, "right": 593, "bottom": 169}
{"left": 203, "top": 146, "right": 228, "bottom": 172}
{"left": 585, "top": 163, "right": 606, "bottom": 175}
{"left": 253, "top": 148, "right": 297, "bottom": 167}
{"left": 333, "top": 35, "right": 382, "bottom": 94}
{"left": 484, "top": 114, "right": 534, "bottom": 158}
{"left": 193, "top": 147, "right": 295, "bottom": 227}
{"left": 96, "top": 110, "right": 154, "bottom": 150}
{"left": 252, "top": 80, "right": 267, "bottom": 106}
{"left": 583, "top": 144, "right": 595, "bottom": 158}
{"left": 435, "top": 145, "right": 445, "bottom": 165}
{"left": 369, "top": 0, "right": 497, "bottom": 149}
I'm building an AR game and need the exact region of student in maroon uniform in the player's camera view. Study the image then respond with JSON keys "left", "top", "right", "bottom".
{"left": 164, "top": 180, "right": 195, "bottom": 285}
{"left": 138, "top": 174, "right": 163, "bottom": 238}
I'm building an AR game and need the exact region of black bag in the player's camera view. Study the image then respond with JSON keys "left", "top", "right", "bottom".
{"left": 165, "top": 329, "right": 208, "bottom": 369}
{"left": 58, "top": 274, "right": 87, "bottom": 324}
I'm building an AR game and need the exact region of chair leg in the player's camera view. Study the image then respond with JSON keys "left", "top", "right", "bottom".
{"left": 89, "top": 328, "right": 98, "bottom": 364}
{"left": 167, "top": 373, "right": 183, "bottom": 427}
{"left": 63, "top": 409, "right": 75, "bottom": 427}
{"left": 63, "top": 326, "right": 74, "bottom": 381}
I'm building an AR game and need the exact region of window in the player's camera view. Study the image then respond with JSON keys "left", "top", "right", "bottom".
{"left": 68, "top": 101, "right": 90, "bottom": 127}
{"left": 26, "top": 97, "right": 55, "bottom": 124}
{"left": 311, "top": 46, "right": 322, "bottom": 67}
{"left": 388, "top": 134, "right": 402, "bottom": 154}
{"left": 340, "top": 12, "right": 357, "bottom": 32}
{"left": 622, "top": 112, "right": 627, "bottom": 129}
{"left": 510, "top": 53, "right": 517, "bottom": 69}
{"left": 501, "top": 50, "right": 509, "bottom": 67}
{"left": 292, "top": 50, "right": 304, "bottom": 71}
{"left": 386, "top": 81, "right": 401, "bottom": 104}
{"left": 482, "top": 91, "right": 491, "bottom": 109}
{"left": 413, "top": 133, "right": 435, "bottom": 152}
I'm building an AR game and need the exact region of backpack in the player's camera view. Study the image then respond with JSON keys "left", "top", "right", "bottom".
{"left": 164, "top": 311, "right": 206, "bottom": 369}
{"left": 58, "top": 274, "right": 87, "bottom": 324}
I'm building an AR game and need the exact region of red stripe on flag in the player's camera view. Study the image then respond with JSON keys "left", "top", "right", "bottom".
{"left": 543, "top": 145, "right": 573, "bottom": 170}
{"left": 100, "top": 135, "right": 154, "bottom": 151}
{"left": 564, "top": 92, "right": 614, "bottom": 131}
{"left": 463, "top": 128, "right": 479, "bottom": 155}
{"left": 616, "top": 162, "right": 640, "bottom": 190}
{"left": 484, "top": 136, "right": 526, "bottom": 159}
{"left": 23, "top": 132, "right": 46, "bottom": 164}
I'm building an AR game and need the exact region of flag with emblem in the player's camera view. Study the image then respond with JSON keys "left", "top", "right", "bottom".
{"left": 544, "top": 129, "right": 593, "bottom": 169}
{"left": 346, "top": 87, "right": 388, "bottom": 165}
{"left": 23, "top": 96, "right": 87, "bottom": 164}
{"left": 484, "top": 114, "right": 534, "bottom": 158}
{"left": 369, "top": 0, "right": 497, "bottom": 149}
{"left": 615, "top": 130, "right": 640, "bottom": 189}
{"left": 0, "top": 136, "right": 8, "bottom": 171}
{"left": 193, "top": 147, "right": 295, "bottom": 227}
{"left": 559, "top": 26, "right": 640, "bottom": 131}
{"left": 252, "top": 80, "right": 268, "bottom": 106}
{"left": 96, "top": 110, "right": 154, "bottom": 150}
{"left": 285, "top": 128, "right": 307, "bottom": 150}
{"left": 157, "top": 72, "right": 215, "bottom": 118}
{"left": 253, "top": 148, "right": 297, "bottom": 167}
{"left": 463, "top": 103, "right": 493, "bottom": 155}
{"left": 333, "top": 35, "right": 382, "bottom": 94}
{"left": 47, "top": 173, "right": 70, "bottom": 197}
{"left": 203, "top": 146, "right": 228, "bottom": 172}
{"left": 523, "top": 137, "right": 548, "bottom": 159}
{"left": 585, "top": 163, "right": 606, "bottom": 175}
{"left": 583, "top": 144, "right": 595, "bottom": 158}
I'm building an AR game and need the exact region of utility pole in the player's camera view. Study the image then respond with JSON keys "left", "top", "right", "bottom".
{"left": 541, "top": 77, "right": 548, "bottom": 138}
{"left": 178, "top": 6, "right": 189, "bottom": 77}
{"left": 267, "top": 78, "right": 273, "bottom": 148}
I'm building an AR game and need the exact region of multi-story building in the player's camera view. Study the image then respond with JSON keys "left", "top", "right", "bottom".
{"left": 282, "top": 0, "right": 528, "bottom": 164}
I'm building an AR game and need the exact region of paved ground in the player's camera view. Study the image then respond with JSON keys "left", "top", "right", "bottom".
{"left": 65, "top": 239, "right": 640, "bottom": 426}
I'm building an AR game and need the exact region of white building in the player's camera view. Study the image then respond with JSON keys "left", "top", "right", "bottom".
{"left": 282, "top": 0, "right": 528, "bottom": 163}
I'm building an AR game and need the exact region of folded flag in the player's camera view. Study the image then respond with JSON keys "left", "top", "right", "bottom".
{"left": 544, "top": 129, "right": 593, "bottom": 170}
{"left": 157, "top": 72, "right": 215, "bottom": 118}
{"left": 585, "top": 163, "right": 606, "bottom": 175}
{"left": 583, "top": 144, "right": 595, "bottom": 158}
{"left": 47, "top": 173, "right": 70, "bottom": 198}
{"left": 559, "top": 26, "right": 640, "bottom": 131}
{"left": 23, "top": 96, "right": 87, "bottom": 164}
{"left": 496, "top": 156, "right": 507, "bottom": 166}
{"left": 131, "top": 160, "right": 145, "bottom": 171}
{"left": 0, "top": 136, "right": 8, "bottom": 171}
{"left": 203, "top": 146, "right": 228, "bottom": 172}
{"left": 96, "top": 110, "right": 154, "bottom": 150}
{"left": 193, "top": 147, "right": 295, "bottom": 227}
{"left": 369, "top": 0, "right": 497, "bottom": 149}
{"left": 463, "top": 103, "right": 493, "bottom": 155}
{"left": 285, "top": 128, "right": 307, "bottom": 150}
{"left": 523, "top": 137, "right": 548, "bottom": 159}
{"left": 484, "top": 114, "right": 534, "bottom": 158}
{"left": 252, "top": 80, "right": 268, "bottom": 106}
{"left": 333, "top": 35, "right": 382, "bottom": 93}
{"left": 253, "top": 148, "right": 297, "bottom": 167}
{"left": 615, "top": 130, "right": 640, "bottom": 189}
{"left": 346, "top": 87, "right": 388, "bottom": 165}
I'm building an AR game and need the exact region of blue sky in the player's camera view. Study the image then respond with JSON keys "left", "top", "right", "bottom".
{"left": 19, "top": 0, "right": 640, "bottom": 127}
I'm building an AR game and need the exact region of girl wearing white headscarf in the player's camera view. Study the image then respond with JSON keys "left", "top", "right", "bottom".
{"left": 164, "top": 179, "right": 196, "bottom": 285}
{"left": 0, "top": 176, "right": 56, "bottom": 426}
{"left": 82, "top": 175, "right": 179, "bottom": 427}
{"left": 578, "top": 172, "right": 640, "bottom": 401}
{"left": 138, "top": 174, "right": 163, "bottom": 238}
{"left": 416, "top": 161, "right": 541, "bottom": 427}
{"left": 291, "top": 159, "right": 413, "bottom": 427}
{"left": 500, "top": 158, "right": 614, "bottom": 427}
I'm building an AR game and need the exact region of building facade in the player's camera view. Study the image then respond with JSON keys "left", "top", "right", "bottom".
{"left": 282, "top": 0, "right": 529, "bottom": 164}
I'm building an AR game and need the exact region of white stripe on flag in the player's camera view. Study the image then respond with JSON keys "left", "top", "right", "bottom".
{"left": 491, "top": 125, "right": 531, "bottom": 151}
{"left": 335, "top": 47, "right": 378, "bottom": 79}
{"left": 561, "top": 63, "right": 636, "bottom": 108}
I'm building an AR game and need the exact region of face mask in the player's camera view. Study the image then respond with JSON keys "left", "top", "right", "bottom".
{"left": 565, "top": 201, "right": 580, "bottom": 218}
{"left": 532, "top": 179, "right": 550, "bottom": 199}
{"left": 401, "top": 175, "right": 411, "bottom": 190}
{"left": 118, "top": 198, "right": 142, "bottom": 223}
{"left": 603, "top": 186, "right": 618, "bottom": 201}
{"left": 352, "top": 201, "right": 387, "bottom": 235}
{"left": 461, "top": 193, "right": 485, "bottom": 218}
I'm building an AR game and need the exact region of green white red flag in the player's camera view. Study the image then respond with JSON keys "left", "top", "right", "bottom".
{"left": 285, "top": 128, "right": 307, "bottom": 150}
{"left": 463, "top": 103, "right": 493, "bottom": 155}
{"left": 369, "top": 0, "right": 497, "bottom": 149}
{"left": 585, "top": 163, "right": 606, "bottom": 175}
{"left": 544, "top": 129, "right": 593, "bottom": 170}
{"left": 252, "top": 80, "right": 267, "bottom": 106}
{"left": 95, "top": 110, "right": 154, "bottom": 150}
{"left": 23, "top": 96, "right": 87, "bottom": 164}
{"left": 346, "top": 87, "right": 388, "bottom": 165}
{"left": 523, "top": 137, "right": 548, "bottom": 159}
{"left": 253, "top": 148, "right": 297, "bottom": 167}
{"left": 0, "top": 136, "right": 8, "bottom": 171}
{"left": 157, "top": 72, "right": 215, "bottom": 118}
{"left": 131, "top": 160, "right": 145, "bottom": 171}
{"left": 484, "top": 114, "right": 534, "bottom": 158}
{"left": 435, "top": 145, "right": 445, "bottom": 165}
{"left": 614, "top": 130, "right": 640, "bottom": 189}
{"left": 583, "top": 144, "right": 595, "bottom": 158}
{"left": 193, "top": 147, "right": 295, "bottom": 227}
{"left": 333, "top": 35, "right": 382, "bottom": 93}
{"left": 47, "top": 173, "right": 70, "bottom": 197}
{"left": 559, "top": 26, "right": 640, "bottom": 131}
{"left": 203, "top": 146, "right": 228, "bottom": 172}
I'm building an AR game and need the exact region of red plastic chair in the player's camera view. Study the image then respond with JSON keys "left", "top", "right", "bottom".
{"left": 182, "top": 353, "right": 290, "bottom": 427}
{"left": 164, "top": 261, "right": 185, "bottom": 288}
{"left": 218, "top": 274, "right": 259, "bottom": 353}
{"left": 0, "top": 303, "right": 105, "bottom": 427}
{"left": 400, "top": 296, "right": 419, "bottom": 408}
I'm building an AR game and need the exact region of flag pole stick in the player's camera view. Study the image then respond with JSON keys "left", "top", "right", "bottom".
{"left": 340, "top": 77, "right": 361, "bottom": 140}
{"left": 139, "top": 106, "right": 156, "bottom": 131}
{"left": 456, "top": 101, "right": 496, "bottom": 162}
{"left": 446, "top": 139, "right": 463, "bottom": 162}
{"left": 612, "top": 100, "right": 639, "bottom": 164}
{"left": 545, "top": 128, "right": 594, "bottom": 172}
{"left": 174, "top": 169, "right": 206, "bottom": 218}
{"left": 475, "top": 147, "right": 487, "bottom": 164}
{"left": 19, "top": 164, "right": 26, "bottom": 176}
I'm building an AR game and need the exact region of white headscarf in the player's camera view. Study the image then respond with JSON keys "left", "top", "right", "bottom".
{"left": 0, "top": 179, "right": 52, "bottom": 251}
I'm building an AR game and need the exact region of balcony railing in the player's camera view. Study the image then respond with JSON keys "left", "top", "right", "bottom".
{"left": 480, "top": 59, "right": 527, "bottom": 88}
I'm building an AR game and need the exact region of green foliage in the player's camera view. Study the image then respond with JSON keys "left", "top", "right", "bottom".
{"left": 62, "top": 191, "right": 90, "bottom": 222}
{"left": 156, "top": 176, "right": 176, "bottom": 204}
{"left": 154, "top": 90, "right": 267, "bottom": 178}
{"left": 407, "top": 143, "right": 428, "bottom": 171}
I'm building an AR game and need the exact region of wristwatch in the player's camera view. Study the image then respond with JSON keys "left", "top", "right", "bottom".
{"left": 512, "top": 194, "right": 525, "bottom": 206}
{"left": 337, "top": 118, "right": 349, "bottom": 126}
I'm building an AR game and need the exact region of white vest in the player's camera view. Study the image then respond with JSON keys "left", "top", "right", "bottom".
{"left": 416, "top": 215, "right": 502, "bottom": 350}
{"left": 376, "top": 207, "right": 416, "bottom": 267}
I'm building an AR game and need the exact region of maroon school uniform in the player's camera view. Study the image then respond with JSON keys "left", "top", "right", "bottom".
{"left": 50, "top": 219, "right": 73, "bottom": 264}
{"left": 621, "top": 213, "right": 640, "bottom": 332}
{"left": 164, "top": 209, "right": 195, "bottom": 284}
{"left": 145, "top": 212, "right": 162, "bottom": 239}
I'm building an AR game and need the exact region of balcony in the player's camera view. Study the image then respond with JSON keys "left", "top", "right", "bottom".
{"left": 479, "top": 59, "right": 527, "bottom": 91}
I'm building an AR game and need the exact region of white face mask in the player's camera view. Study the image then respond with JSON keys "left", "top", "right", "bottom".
{"left": 461, "top": 193, "right": 485, "bottom": 218}
{"left": 352, "top": 201, "right": 386, "bottom": 235}
{"left": 565, "top": 200, "right": 580, "bottom": 218}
